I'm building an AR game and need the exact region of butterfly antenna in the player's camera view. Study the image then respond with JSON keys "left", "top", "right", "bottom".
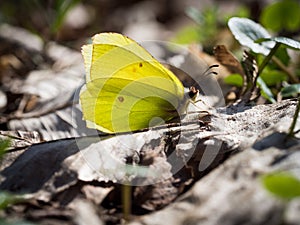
{"left": 203, "top": 64, "right": 219, "bottom": 77}
{"left": 191, "top": 64, "right": 219, "bottom": 89}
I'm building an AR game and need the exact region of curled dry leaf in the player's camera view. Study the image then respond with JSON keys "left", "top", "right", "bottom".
{"left": 213, "top": 45, "right": 244, "bottom": 76}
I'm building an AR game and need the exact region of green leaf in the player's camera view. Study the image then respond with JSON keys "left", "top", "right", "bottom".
{"left": 224, "top": 74, "right": 243, "bottom": 87}
{"left": 260, "top": 0, "right": 300, "bottom": 32}
{"left": 281, "top": 84, "right": 300, "bottom": 97}
{"left": 274, "top": 45, "right": 290, "bottom": 66}
{"left": 0, "top": 219, "right": 36, "bottom": 225}
{"left": 227, "top": 6, "right": 250, "bottom": 20}
{"left": 271, "top": 37, "right": 300, "bottom": 50}
{"left": 0, "top": 139, "right": 10, "bottom": 159}
{"left": 260, "top": 69, "right": 287, "bottom": 86}
{"left": 0, "top": 192, "right": 23, "bottom": 210}
{"left": 172, "top": 26, "right": 201, "bottom": 44}
{"left": 228, "top": 17, "right": 275, "bottom": 55}
{"left": 186, "top": 7, "right": 204, "bottom": 25}
{"left": 262, "top": 172, "right": 300, "bottom": 199}
{"left": 257, "top": 37, "right": 300, "bottom": 50}
{"left": 183, "top": 6, "right": 218, "bottom": 45}
{"left": 257, "top": 77, "right": 276, "bottom": 103}
{"left": 51, "top": 0, "right": 80, "bottom": 33}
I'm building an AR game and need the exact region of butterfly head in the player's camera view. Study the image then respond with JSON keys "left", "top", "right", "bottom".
{"left": 176, "top": 86, "right": 199, "bottom": 115}
{"left": 188, "top": 86, "right": 198, "bottom": 102}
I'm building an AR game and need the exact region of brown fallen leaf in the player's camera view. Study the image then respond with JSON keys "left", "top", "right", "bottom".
{"left": 213, "top": 45, "right": 244, "bottom": 76}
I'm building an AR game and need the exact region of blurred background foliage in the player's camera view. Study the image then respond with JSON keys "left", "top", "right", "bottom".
{"left": 1, "top": 0, "right": 299, "bottom": 47}
{"left": 0, "top": 0, "right": 299, "bottom": 101}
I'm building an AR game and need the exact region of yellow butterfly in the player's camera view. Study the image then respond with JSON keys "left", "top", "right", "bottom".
{"left": 80, "top": 33, "right": 198, "bottom": 133}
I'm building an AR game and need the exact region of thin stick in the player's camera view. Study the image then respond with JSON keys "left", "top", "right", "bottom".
{"left": 288, "top": 97, "right": 300, "bottom": 137}
{"left": 122, "top": 183, "right": 132, "bottom": 222}
{"left": 272, "top": 56, "right": 299, "bottom": 83}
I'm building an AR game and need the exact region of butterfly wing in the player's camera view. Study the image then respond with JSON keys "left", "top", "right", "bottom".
{"left": 80, "top": 33, "right": 186, "bottom": 133}
{"left": 81, "top": 77, "right": 180, "bottom": 133}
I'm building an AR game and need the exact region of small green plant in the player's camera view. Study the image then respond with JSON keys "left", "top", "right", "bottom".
{"left": 262, "top": 171, "right": 300, "bottom": 199}
{"left": 0, "top": 219, "right": 36, "bottom": 225}
{"left": 0, "top": 139, "right": 21, "bottom": 210}
{"left": 173, "top": 5, "right": 250, "bottom": 49}
{"left": 227, "top": 17, "right": 300, "bottom": 136}
{"left": 0, "top": 0, "right": 80, "bottom": 41}
{"left": 50, "top": 0, "right": 81, "bottom": 35}
{"left": 260, "top": 0, "right": 300, "bottom": 33}
{"left": 0, "top": 139, "right": 33, "bottom": 224}
{"left": 0, "top": 139, "right": 10, "bottom": 159}
{"left": 172, "top": 6, "right": 219, "bottom": 46}
{"left": 228, "top": 17, "right": 300, "bottom": 101}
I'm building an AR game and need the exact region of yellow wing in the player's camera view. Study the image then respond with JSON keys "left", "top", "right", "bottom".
{"left": 80, "top": 33, "right": 186, "bottom": 133}
{"left": 80, "top": 76, "right": 180, "bottom": 133}
{"left": 82, "top": 33, "right": 183, "bottom": 86}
